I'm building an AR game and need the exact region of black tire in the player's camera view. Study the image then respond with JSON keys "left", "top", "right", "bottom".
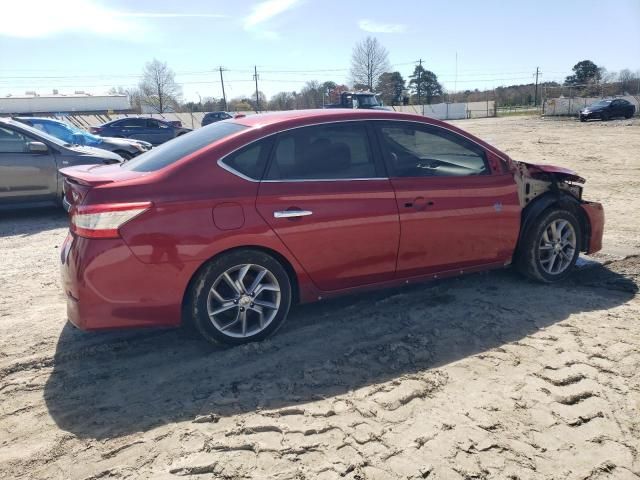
{"left": 579, "top": 117, "right": 586, "bottom": 122}
{"left": 600, "top": 112, "right": 609, "bottom": 121}
{"left": 625, "top": 113, "right": 632, "bottom": 119}
{"left": 114, "top": 150, "right": 133, "bottom": 160}
{"left": 188, "top": 249, "right": 292, "bottom": 346}
{"left": 516, "top": 208, "right": 582, "bottom": 283}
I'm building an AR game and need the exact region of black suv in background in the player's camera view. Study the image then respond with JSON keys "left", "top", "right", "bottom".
{"left": 201, "top": 111, "right": 233, "bottom": 127}
{"left": 579, "top": 98, "right": 636, "bottom": 121}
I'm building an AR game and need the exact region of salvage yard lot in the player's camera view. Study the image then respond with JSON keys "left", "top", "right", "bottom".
{"left": 0, "top": 116, "right": 639, "bottom": 479}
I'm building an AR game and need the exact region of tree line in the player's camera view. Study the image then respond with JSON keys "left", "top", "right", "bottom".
{"left": 116, "top": 41, "right": 640, "bottom": 113}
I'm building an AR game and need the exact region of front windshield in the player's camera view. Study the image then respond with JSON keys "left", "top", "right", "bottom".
{"left": 357, "top": 95, "right": 380, "bottom": 107}
{"left": 66, "top": 123, "right": 102, "bottom": 143}
{"left": 590, "top": 100, "right": 611, "bottom": 107}
{"left": 43, "top": 121, "right": 101, "bottom": 145}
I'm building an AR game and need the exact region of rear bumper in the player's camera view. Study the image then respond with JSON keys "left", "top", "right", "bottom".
{"left": 60, "top": 232, "right": 193, "bottom": 331}
{"left": 581, "top": 201, "right": 604, "bottom": 254}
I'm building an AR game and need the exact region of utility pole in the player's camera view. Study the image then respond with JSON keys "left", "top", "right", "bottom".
{"left": 454, "top": 52, "right": 458, "bottom": 99}
{"left": 534, "top": 66, "right": 540, "bottom": 107}
{"left": 253, "top": 65, "right": 260, "bottom": 112}
{"left": 417, "top": 58, "right": 422, "bottom": 107}
{"left": 219, "top": 67, "right": 227, "bottom": 111}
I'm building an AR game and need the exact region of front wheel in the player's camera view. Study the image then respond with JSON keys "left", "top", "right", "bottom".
{"left": 516, "top": 209, "right": 581, "bottom": 283}
{"left": 188, "top": 249, "right": 292, "bottom": 345}
{"left": 600, "top": 112, "right": 609, "bottom": 121}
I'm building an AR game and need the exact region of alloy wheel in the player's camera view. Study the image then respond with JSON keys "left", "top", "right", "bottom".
{"left": 538, "top": 219, "right": 577, "bottom": 275}
{"left": 206, "top": 264, "right": 281, "bottom": 338}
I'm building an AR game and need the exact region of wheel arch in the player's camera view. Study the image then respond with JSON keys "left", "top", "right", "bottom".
{"left": 517, "top": 191, "right": 591, "bottom": 253}
{"left": 180, "top": 245, "right": 301, "bottom": 325}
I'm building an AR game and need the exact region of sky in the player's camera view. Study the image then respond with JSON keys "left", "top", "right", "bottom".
{"left": 1, "top": 0, "right": 639, "bottom": 102}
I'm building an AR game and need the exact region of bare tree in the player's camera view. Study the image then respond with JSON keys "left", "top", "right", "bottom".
{"left": 138, "top": 59, "right": 182, "bottom": 113}
{"left": 350, "top": 37, "right": 390, "bottom": 91}
{"left": 618, "top": 69, "right": 637, "bottom": 94}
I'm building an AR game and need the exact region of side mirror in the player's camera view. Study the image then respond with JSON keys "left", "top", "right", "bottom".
{"left": 71, "top": 133, "right": 86, "bottom": 145}
{"left": 28, "top": 141, "right": 48, "bottom": 153}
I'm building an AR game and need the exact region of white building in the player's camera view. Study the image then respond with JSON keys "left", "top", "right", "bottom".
{"left": 0, "top": 92, "right": 131, "bottom": 115}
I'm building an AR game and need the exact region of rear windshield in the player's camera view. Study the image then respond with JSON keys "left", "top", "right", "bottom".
{"left": 121, "top": 121, "right": 248, "bottom": 172}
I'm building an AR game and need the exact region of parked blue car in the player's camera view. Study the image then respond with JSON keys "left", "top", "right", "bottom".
{"left": 90, "top": 117, "right": 191, "bottom": 145}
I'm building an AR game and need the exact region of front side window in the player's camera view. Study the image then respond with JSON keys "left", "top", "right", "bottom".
{"left": 0, "top": 126, "right": 31, "bottom": 153}
{"left": 265, "top": 122, "right": 378, "bottom": 180}
{"left": 378, "top": 122, "right": 489, "bottom": 177}
{"left": 147, "top": 119, "right": 169, "bottom": 129}
{"left": 115, "top": 118, "right": 145, "bottom": 128}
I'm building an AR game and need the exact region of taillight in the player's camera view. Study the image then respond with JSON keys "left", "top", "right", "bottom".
{"left": 70, "top": 202, "right": 152, "bottom": 239}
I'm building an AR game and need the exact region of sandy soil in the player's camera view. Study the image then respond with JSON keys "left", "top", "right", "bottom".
{"left": 0, "top": 116, "right": 638, "bottom": 480}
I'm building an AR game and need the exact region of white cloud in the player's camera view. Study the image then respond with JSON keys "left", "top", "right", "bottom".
{"left": 358, "top": 19, "right": 407, "bottom": 34}
{"left": 115, "top": 12, "right": 226, "bottom": 18}
{"left": 244, "top": 0, "right": 300, "bottom": 29}
{"left": 0, "top": 0, "right": 224, "bottom": 39}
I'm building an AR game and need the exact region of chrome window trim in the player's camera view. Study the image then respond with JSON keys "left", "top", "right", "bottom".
{"left": 262, "top": 177, "right": 388, "bottom": 183}
{"left": 217, "top": 117, "right": 508, "bottom": 183}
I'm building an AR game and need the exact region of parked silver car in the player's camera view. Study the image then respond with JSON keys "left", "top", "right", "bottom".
{"left": 0, "top": 118, "right": 122, "bottom": 209}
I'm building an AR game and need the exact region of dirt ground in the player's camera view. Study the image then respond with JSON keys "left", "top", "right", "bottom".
{"left": 0, "top": 116, "right": 638, "bottom": 480}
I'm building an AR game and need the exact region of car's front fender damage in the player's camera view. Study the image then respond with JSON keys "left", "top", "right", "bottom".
{"left": 512, "top": 160, "right": 604, "bottom": 255}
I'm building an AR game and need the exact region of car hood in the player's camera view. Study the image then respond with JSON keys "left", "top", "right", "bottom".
{"left": 66, "top": 145, "right": 124, "bottom": 162}
{"left": 517, "top": 161, "right": 585, "bottom": 183}
{"left": 584, "top": 105, "right": 606, "bottom": 111}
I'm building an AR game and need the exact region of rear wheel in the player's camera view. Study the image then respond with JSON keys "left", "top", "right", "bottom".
{"left": 517, "top": 209, "right": 581, "bottom": 283}
{"left": 188, "top": 249, "right": 292, "bottom": 345}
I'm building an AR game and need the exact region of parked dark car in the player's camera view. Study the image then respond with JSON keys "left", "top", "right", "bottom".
{"left": 90, "top": 117, "right": 191, "bottom": 145}
{"left": 0, "top": 118, "right": 122, "bottom": 209}
{"left": 201, "top": 111, "right": 234, "bottom": 127}
{"left": 579, "top": 98, "right": 635, "bottom": 121}
{"left": 14, "top": 117, "right": 152, "bottom": 160}
{"left": 60, "top": 109, "right": 604, "bottom": 346}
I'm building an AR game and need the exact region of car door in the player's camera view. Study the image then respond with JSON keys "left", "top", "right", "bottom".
{"left": 0, "top": 125, "right": 58, "bottom": 204}
{"left": 374, "top": 121, "right": 520, "bottom": 277}
{"left": 115, "top": 118, "right": 147, "bottom": 142}
{"left": 146, "top": 119, "right": 174, "bottom": 144}
{"left": 255, "top": 121, "right": 401, "bottom": 291}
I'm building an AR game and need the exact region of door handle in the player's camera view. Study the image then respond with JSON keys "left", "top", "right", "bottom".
{"left": 404, "top": 198, "right": 434, "bottom": 209}
{"left": 273, "top": 210, "right": 313, "bottom": 219}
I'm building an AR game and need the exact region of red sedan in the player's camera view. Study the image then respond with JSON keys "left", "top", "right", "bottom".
{"left": 60, "top": 110, "right": 604, "bottom": 345}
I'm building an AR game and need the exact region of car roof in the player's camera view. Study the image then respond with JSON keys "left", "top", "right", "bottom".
{"left": 14, "top": 116, "right": 69, "bottom": 125}
{"left": 231, "top": 108, "right": 431, "bottom": 128}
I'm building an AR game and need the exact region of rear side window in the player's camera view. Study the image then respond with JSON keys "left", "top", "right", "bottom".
{"left": 114, "top": 118, "right": 145, "bottom": 128}
{"left": 221, "top": 139, "right": 273, "bottom": 180}
{"left": 265, "top": 122, "right": 379, "bottom": 180}
{"left": 378, "top": 122, "right": 489, "bottom": 177}
{"left": 122, "top": 122, "right": 248, "bottom": 172}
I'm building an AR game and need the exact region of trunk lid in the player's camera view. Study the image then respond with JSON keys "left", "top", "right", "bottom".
{"left": 59, "top": 163, "right": 148, "bottom": 211}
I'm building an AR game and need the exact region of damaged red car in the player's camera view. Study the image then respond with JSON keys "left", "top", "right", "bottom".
{"left": 60, "top": 110, "right": 604, "bottom": 345}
